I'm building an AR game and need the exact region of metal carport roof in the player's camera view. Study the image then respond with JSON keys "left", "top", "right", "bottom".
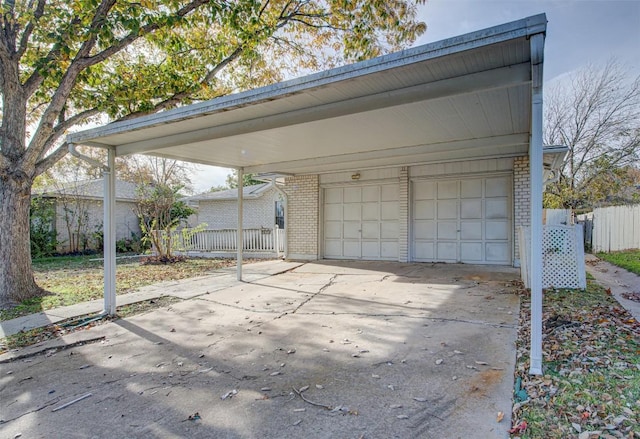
{"left": 68, "top": 14, "right": 548, "bottom": 175}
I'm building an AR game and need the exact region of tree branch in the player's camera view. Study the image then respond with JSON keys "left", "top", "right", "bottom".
{"left": 17, "top": 0, "right": 47, "bottom": 59}
{"left": 34, "top": 143, "right": 68, "bottom": 177}
{"left": 118, "top": 45, "right": 243, "bottom": 121}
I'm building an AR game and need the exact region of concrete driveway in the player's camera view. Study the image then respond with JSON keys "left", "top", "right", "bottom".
{"left": 0, "top": 261, "right": 520, "bottom": 439}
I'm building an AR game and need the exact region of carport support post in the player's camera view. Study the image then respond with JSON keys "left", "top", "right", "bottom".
{"left": 237, "top": 167, "right": 244, "bottom": 281}
{"left": 103, "top": 147, "right": 117, "bottom": 315}
{"left": 529, "top": 32, "right": 545, "bottom": 375}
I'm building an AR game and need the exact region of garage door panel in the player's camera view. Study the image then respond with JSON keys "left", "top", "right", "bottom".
{"left": 438, "top": 181, "right": 458, "bottom": 199}
{"left": 362, "top": 202, "right": 379, "bottom": 221}
{"left": 461, "top": 242, "right": 483, "bottom": 262}
{"left": 343, "top": 222, "right": 361, "bottom": 239}
{"left": 414, "top": 181, "right": 435, "bottom": 200}
{"left": 344, "top": 187, "right": 361, "bottom": 203}
{"left": 486, "top": 221, "right": 509, "bottom": 240}
{"left": 460, "top": 221, "right": 482, "bottom": 240}
{"left": 486, "top": 199, "right": 508, "bottom": 219}
{"left": 325, "top": 221, "right": 342, "bottom": 239}
{"left": 486, "top": 177, "right": 509, "bottom": 197}
{"left": 362, "top": 241, "right": 380, "bottom": 258}
{"left": 437, "top": 200, "right": 457, "bottom": 219}
{"left": 362, "top": 222, "right": 379, "bottom": 239}
{"left": 325, "top": 204, "right": 342, "bottom": 221}
{"left": 325, "top": 188, "right": 343, "bottom": 204}
{"left": 381, "top": 221, "right": 399, "bottom": 239}
{"left": 461, "top": 179, "right": 482, "bottom": 198}
{"left": 414, "top": 220, "right": 435, "bottom": 239}
{"left": 437, "top": 242, "right": 457, "bottom": 261}
{"left": 461, "top": 199, "right": 482, "bottom": 219}
{"left": 437, "top": 222, "right": 458, "bottom": 240}
{"left": 381, "top": 201, "right": 399, "bottom": 220}
{"left": 344, "top": 203, "right": 361, "bottom": 221}
{"left": 362, "top": 186, "right": 379, "bottom": 202}
{"left": 325, "top": 240, "right": 342, "bottom": 257}
{"left": 343, "top": 241, "right": 361, "bottom": 258}
{"left": 381, "top": 241, "right": 398, "bottom": 258}
{"left": 381, "top": 185, "right": 399, "bottom": 201}
{"left": 414, "top": 200, "right": 435, "bottom": 220}
{"left": 414, "top": 242, "right": 435, "bottom": 260}
{"left": 486, "top": 242, "right": 509, "bottom": 262}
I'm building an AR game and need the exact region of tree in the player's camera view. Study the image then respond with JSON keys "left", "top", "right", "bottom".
{"left": 544, "top": 60, "right": 640, "bottom": 209}
{"left": 134, "top": 183, "right": 195, "bottom": 261}
{"left": 0, "top": 0, "right": 426, "bottom": 307}
{"left": 225, "top": 169, "right": 263, "bottom": 189}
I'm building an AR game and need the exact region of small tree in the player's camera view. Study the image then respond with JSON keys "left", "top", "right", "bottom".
{"left": 544, "top": 60, "right": 640, "bottom": 209}
{"left": 134, "top": 184, "right": 196, "bottom": 261}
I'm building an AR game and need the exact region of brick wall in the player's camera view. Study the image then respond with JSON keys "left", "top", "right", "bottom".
{"left": 195, "top": 188, "right": 279, "bottom": 229}
{"left": 513, "top": 156, "right": 530, "bottom": 264}
{"left": 283, "top": 175, "right": 319, "bottom": 260}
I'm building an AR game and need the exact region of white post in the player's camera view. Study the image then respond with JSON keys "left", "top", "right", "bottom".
{"left": 104, "top": 147, "right": 117, "bottom": 315}
{"left": 274, "top": 224, "right": 280, "bottom": 258}
{"left": 237, "top": 168, "right": 244, "bottom": 281}
{"left": 529, "top": 32, "right": 545, "bottom": 375}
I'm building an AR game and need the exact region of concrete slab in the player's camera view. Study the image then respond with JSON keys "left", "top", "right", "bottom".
{"left": 0, "top": 261, "right": 520, "bottom": 439}
{"left": 585, "top": 254, "right": 640, "bottom": 322}
{"left": 0, "top": 260, "right": 302, "bottom": 338}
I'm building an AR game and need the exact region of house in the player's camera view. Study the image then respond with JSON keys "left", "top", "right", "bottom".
{"left": 188, "top": 182, "right": 285, "bottom": 230}
{"left": 34, "top": 179, "right": 141, "bottom": 253}
{"left": 68, "top": 14, "right": 556, "bottom": 374}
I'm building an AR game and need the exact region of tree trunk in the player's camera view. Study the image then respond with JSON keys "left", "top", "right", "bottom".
{"left": 0, "top": 173, "right": 45, "bottom": 308}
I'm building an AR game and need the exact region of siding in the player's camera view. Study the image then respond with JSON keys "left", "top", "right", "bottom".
{"left": 55, "top": 199, "right": 140, "bottom": 252}
{"left": 195, "top": 187, "right": 280, "bottom": 229}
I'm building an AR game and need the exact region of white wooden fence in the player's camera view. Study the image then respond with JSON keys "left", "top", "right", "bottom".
{"left": 586, "top": 205, "right": 640, "bottom": 253}
{"left": 173, "top": 227, "right": 285, "bottom": 254}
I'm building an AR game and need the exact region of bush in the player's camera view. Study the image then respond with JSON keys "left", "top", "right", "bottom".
{"left": 30, "top": 197, "right": 59, "bottom": 258}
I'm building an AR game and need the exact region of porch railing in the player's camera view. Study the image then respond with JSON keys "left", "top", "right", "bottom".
{"left": 169, "top": 227, "right": 285, "bottom": 254}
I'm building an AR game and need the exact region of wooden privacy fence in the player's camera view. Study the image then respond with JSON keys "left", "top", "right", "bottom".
{"left": 583, "top": 205, "right": 640, "bottom": 253}
{"left": 166, "top": 227, "right": 285, "bottom": 254}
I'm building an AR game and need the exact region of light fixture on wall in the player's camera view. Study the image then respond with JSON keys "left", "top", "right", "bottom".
{"left": 351, "top": 172, "right": 361, "bottom": 180}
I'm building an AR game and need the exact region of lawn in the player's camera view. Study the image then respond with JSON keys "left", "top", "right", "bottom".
{"left": 512, "top": 280, "right": 640, "bottom": 438}
{"left": 597, "top": 249, "right": 640, "bottom": 275}
{"left": 0, "top": 255, "right": 243, "bottom": 321}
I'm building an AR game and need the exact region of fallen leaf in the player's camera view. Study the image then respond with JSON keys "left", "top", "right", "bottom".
{"left": 497, "top": 411, "right": 504, "bottom": 423}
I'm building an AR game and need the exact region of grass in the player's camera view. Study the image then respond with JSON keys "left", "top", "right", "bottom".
{"left": 512, "top": 280, "right": 640, "bottom": 438}
{"left": 596, "top": 249, "right": 640, "bottom": 275}
{"left": 0, "top": 255, "right": 243, "bottom": 321}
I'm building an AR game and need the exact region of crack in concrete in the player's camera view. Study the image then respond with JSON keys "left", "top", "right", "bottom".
{"left": 275, "top": 274, "right": 339, "bottom": 320}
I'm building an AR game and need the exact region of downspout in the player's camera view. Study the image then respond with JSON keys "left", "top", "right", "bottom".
{"left": 529, "top": 32, "right": 545, "bottom": 375}
{"left": 68, "top": 144, "right": 117, "bottom": 316}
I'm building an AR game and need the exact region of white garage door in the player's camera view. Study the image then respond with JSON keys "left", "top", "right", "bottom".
{"left": 412, "top": 175, "right": 511, "bottom": 264}
{"left": 324, "top": 184, "right": 399, "bottom": 260}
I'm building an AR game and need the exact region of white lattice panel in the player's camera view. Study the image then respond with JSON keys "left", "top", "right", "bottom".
{"left": 519, "top": 225, "right": 586, "bottom": 289}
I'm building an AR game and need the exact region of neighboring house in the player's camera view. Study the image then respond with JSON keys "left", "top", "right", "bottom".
{"left": 34, "top": 179, "right": 141, "bottom": 252}
{"left": 188, "top": 182, "right": 285, "bottom": 230}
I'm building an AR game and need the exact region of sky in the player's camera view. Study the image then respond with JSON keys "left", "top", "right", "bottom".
{"left": 192, "top": 0, "right": 640, "bottom": 192}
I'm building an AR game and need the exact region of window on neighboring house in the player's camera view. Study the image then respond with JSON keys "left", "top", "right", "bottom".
{"left": 275, "top": 201, "right": 285, "bottom": 229}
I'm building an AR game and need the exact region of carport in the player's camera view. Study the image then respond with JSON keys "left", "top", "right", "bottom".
{"left": 67, "top": 14, "right": 550, "bottom": 374}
